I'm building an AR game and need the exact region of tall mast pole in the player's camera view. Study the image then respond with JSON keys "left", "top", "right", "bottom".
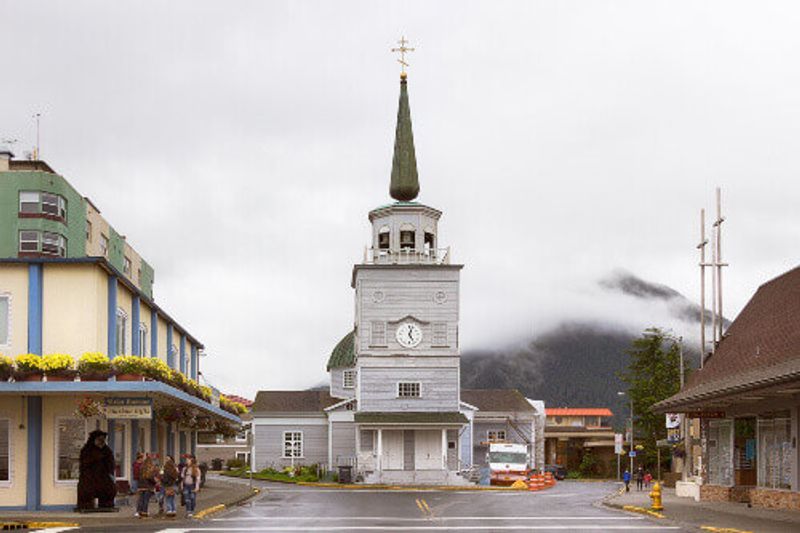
{"left": 697, "top": 209, "right": 707, "bottom": 366}
{"left": 714, "top": 188, "right": 725, "bottom": 341}
{"left": 710, "top": 213, "right": 718, "bottom": 352}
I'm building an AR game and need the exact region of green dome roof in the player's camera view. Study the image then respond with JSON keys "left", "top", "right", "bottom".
{"left": 327, "top": 329, "right": 355, "bottom": 371}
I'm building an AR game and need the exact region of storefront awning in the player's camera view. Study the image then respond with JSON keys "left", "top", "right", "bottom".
{"left": 0, "top": 380, "right": 240, "bottom": 423}
{"left": 354, "top": 411, "right": 468, "bottom": 425}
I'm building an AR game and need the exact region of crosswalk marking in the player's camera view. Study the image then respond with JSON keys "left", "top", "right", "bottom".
{"left": 156, "top": 526, "right": 681, "bottom": 531}
{"left": 211, "top": 516, "right": 647, "bottom": 522}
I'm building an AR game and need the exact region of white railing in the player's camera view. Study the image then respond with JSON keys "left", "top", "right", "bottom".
{"left": 364, "top": 246, "right": 451, "bottom": 265}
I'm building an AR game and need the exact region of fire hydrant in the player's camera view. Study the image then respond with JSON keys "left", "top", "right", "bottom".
{"left": 649, "top": 482, "right": 664, "bottom": 512}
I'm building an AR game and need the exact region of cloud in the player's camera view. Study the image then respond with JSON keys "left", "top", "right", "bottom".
{"left": 2, "top": 1, "right": 799, "bottom": 397}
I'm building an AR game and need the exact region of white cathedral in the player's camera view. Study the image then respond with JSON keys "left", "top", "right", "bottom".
{"left": 250, "top": 69, "right": 544, "bottom": 485}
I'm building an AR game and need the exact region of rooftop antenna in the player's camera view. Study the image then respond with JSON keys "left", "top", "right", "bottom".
{"left": 697, "top": 208, "right": 708, "bottom": 366}
{"left": 32, "top": 113, "right": 41, "bottom": 160}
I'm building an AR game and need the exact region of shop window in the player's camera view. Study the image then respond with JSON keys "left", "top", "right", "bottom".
{"left": 56, "top": 417, "right": 84, "bottom": 481}
{"left": 0, "top": 418, "right": 9, "bottom": 482}
{"left": 0, "top": 295, "right": 9, "bottom": 346}
{"left": 708, "top": 419, "right": 733, "bottom": 486}
{"left": 757, "top": 416, "right": 792, "bottom": 490}
{"left": 116, "top": 309, "right": 127, "bottom": 356}
{"left": 283, "top": 432, "right": 303, "bottom": 458}
{"left": 343, "top": 369, "right": 356, "bottom": 389}
{"left": 112, "top": 423, "right": 126, "bottom": 479}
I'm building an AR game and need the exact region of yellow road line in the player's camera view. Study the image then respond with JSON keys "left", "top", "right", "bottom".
{"left": 415, "top": 498, "right": 426, "bottom": 515}
{"left": 421, "top": 498, "right": 433, "bottom": 516}
{"left": 701, "top": 527, "right": 754, "bottom": 533}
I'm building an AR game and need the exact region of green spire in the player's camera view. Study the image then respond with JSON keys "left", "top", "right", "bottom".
{"left": 389, "top": 74, "right": 420, "bottom": 201}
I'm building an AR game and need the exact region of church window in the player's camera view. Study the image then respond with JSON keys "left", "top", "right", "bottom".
{"left": 378, "top": 227, "right": 390, "bottom": 249}
{"left": 398, "top": 382, "right": 421, "bottom": 398}
{"left": 343, "top": 369, "right": 356, "bottom": 389}
{"left": 487, "top": 430, "right": 506, "bottom": 442}
{"left": 370, "top": 321, "right": 387, "bottom": 346}
{"left": 399, "top": 230, "right": 415, "bottom": 250}
{"left": 424, "top": 231, "right": 435, "bottom": 251}
{"left": 432, "top": 322, "right": 448, "bottom": 346}
{"left": 283, "top": 431, "right": 303, "bottom": 458}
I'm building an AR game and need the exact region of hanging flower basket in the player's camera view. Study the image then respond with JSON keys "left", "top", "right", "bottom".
{"left": 74, "top": 397, "right": 104, "bottom": 418}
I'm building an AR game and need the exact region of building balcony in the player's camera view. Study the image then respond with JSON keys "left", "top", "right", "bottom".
{"left": 363, "top": 246, "right": 451, "bottom": 265}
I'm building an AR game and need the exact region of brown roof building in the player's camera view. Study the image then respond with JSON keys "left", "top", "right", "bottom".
{"left": 656, "top": 266, "right": 800, "bottom": 510}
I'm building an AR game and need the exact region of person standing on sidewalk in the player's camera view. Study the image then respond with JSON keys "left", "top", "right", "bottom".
{"left": 635, "top": 466, "right": 644, "bottom": 491}
{"left": 161, "top": 456, "right": 180, "bottom": 517}
{"left": 644, "top": 471, "right": 653, "bottom": 489}
{"left": 181, "top": 457, "right": 201, "bottom": 518}
{"left": 622, "top": 469, "right": 631, "bottom": 492}
{"left": 135, "top": 454, "right": 157, "bottom": 518}
{"left": 131, "top": 452, "right": 144, "bottom": 495}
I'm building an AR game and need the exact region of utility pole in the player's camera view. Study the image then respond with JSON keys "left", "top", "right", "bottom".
{"left": 33, "top": 113, "right": 41, "bottom": 160}
{"left": 713, "top": 188, "right": 725, "bottom": 342}
{"left": 697, "top": 209, "right": 708, "bottom": 367}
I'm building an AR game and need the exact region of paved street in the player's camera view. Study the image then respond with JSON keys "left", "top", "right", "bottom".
{"left": 69, "top": 480, "right": 685, "bottom": 532}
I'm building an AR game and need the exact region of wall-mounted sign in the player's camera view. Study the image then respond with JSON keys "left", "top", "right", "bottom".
{"left": 104, "top": 397, "right": 152, "bottom": 419}
{"left": 684, "top": 411, "right": 726, "bottom": 419}
{"left": 665, "top": 413, "right": 681, "bottom": 429}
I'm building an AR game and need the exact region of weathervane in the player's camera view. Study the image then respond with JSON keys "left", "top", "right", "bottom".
{"left": 391, "top": 36, "right": 415, "bottom": 78}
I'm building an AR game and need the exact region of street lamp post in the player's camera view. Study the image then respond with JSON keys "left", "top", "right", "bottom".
{"left": 618, "top": 391, "right": 634, "bottom": 475}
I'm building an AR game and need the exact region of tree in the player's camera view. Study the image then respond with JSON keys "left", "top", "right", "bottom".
{"left": 618, "top": 328, "right": 687, "bottom": 469}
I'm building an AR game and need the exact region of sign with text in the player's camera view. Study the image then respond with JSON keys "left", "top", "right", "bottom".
{"left": 104, "top": 397, "right": 152, "bottom": 419}
{"left": 614, "top": 433, "right": 623, "bottom": 454}
{"left": 665, "top": 413, "right": 681, "bottom": 429}
{"left": 684, "top": 411, "right": 726, "bottom": 419}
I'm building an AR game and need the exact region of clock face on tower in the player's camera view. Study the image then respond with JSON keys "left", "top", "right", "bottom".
{"left": 396, "top": 323, "right": 423, "bottom": 348}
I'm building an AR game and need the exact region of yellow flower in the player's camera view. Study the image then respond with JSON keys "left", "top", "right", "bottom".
{"left": 42, "top": 353, "right": 75, "bottom": 372}
{"left": 15, "top": 354, "right": 44, "bottom": 373}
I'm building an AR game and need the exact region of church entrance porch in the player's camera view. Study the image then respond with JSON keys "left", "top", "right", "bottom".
{"left": 353, "top": 412, "right": 469, "bottom": 485}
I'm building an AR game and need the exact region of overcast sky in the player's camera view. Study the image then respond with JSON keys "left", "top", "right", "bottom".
{"left": 2, "top": 1, "right": 799, "bottom": 398}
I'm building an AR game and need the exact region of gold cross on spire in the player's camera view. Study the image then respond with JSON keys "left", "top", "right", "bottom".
{"left": 391, "top": 36, "right": 415, "bottom": 78}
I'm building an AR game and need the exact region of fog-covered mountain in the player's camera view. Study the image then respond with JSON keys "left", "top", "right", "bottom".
{"left": 461, "top": 271, "right": 723, "bottom": 429}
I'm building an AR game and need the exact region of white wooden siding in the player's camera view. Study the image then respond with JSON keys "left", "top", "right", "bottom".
{"left": 253, "top": 421, "right": 328, "bottom": 470}
{"left": 358, "top": 366, "right": 459, "bottom": 412}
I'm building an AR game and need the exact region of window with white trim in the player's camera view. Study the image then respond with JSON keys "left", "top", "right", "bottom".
{"left": 757, "top": 416, "right": 792, "bottom": 489}
{"left": 235, "top": 451, "right": 251, "bottom": 463}
{"left": 235, "top": 426, "right": 249, "bottom": 443}
{"left": 41, "top": 231, "right": 66, "bottom": 257}
{"left": 100, "top": 234, "right": 109, "bottom": 257}
{"left": 0, "top": 295, "right": 9, "bottom": 346}
{"left": 432, "top": 322, "right": 448, "bottom": 346}
{"left": 56, "top": 417, "right": 84, "bottom": 481}
{"left": 397, "top": 382, "right": 421, "bottom": 398}
{"left": 487, "top": 430, "right": 506, "bottom": 442}
{"left": 343, "top": 369, "right": 356, "bottom": 389}
{"left": 0, "top": 418, "right": 9, "bottom": 482}
{"left": 18, "top": 230, "right": 66, "bottom": 257}
{"left": 115, "top": 308, "right": 127, "bottom": 356}
{"left": 283, "top": 432, "right": 303, "bottom": 458}
{"left": 370, "top": 321, "right": 387, "bottom": 346}
{"left": 19, "top": 191, "right": 39, "bottom": 213}
{"left": 138, "top": 324, "right": 148, "bottom": 357}
{"left": 123, "top": 257, "right": 132, "bottom": 276}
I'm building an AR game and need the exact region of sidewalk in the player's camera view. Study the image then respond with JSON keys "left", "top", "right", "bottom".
{"left": 604, "top": 483, "right": 800, "bottom": 533}
{"left": 0, "top": 476, "right": 257, "bottom": 530}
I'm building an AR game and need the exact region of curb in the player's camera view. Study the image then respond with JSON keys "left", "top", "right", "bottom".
{"left": 195, "top": 487, "right": 260, "bottom": 520}
{"left": 1, "top": 522, "right": 80, "bottom": 530}
{"left": 603, "top": 501, "right": 665, "bottom": 520}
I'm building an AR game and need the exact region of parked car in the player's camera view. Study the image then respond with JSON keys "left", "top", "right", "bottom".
{"left": 544, "top": 464, "right": 567, "bottom": 480}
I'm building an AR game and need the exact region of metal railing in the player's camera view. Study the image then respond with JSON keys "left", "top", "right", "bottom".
{"left": 364, "top": 246, "right": 451, "bottom": 265}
